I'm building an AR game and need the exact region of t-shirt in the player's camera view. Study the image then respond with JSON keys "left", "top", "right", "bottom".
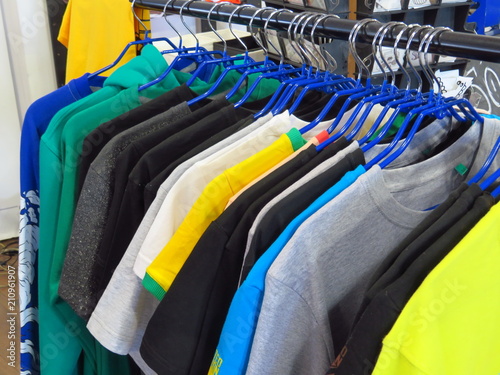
{"left": 59, "top": 102, "right": 192, "bottom": 320}
{"left": 141, "top": 90, "right": 327, "bottom": 210}
{"left": 60, "top": 98, "right": 229, "bottom": 319}
{"left": 240, "top": 116, "right": 465, "bottom": 282}
{"left": 142, "top": 130, "right": 308, "bottom": 300}
{"left": 371, "top": 198, "right": 500, "bottom": 375}
{"left": 97, "top": 95, "right": 279, "bottom": 304}
{"left": 52, "top": 57, "right": 191, "bottom": 327}
{"left": 58, "top": 0, "right": 148, "bottom": 82}
{"left": 211, "top": 166, "right": 365, "bottom": 375}
{"left": 38, "top": 45, "right": 179, "bottom": 375}
{"left": 19, "top": 72, "right": 105, "bottom": 375}
{"left": 240, "top": 141, "right": 360, "bottom": 283}
{"left": 76, "top": 84, "right": 199, "bottom": 196}
{"left": 328, "top": 191, "right": 494, "bottom": 374}
{"left": 139, "top": 144, "right": 321, "bottom": 375}
{"left": 85, "top": 114, "right": 274, "bottom": 359}
{"left": 352, "top": 182, "right": 475, "bottom": 325}
{"left": 142, "top": 115, "right": 257, "bottom": 209}
{"left": 245, "top": 117, "right": 500, "bottom": 375}
{"left": 132, "top": 111, "right": 327, "bottom": 279}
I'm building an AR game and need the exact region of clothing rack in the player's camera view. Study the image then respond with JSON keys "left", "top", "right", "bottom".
{"left": 134, "top": 0, "right": 500, "bottom": 63}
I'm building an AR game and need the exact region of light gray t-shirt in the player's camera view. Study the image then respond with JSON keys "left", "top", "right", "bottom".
{"left": 240, "top": 115, "right": 464, "bottom": 283}
{"left": 246, "top": 117, "right": 499, "bottom": 375}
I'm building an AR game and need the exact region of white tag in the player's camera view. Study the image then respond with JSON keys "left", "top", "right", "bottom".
{"left": 433, "top": 69, "right": 473, "bottom": 98}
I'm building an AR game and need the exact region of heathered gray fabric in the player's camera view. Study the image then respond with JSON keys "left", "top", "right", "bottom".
{"left": 59, "top": 103, "right": 191, "bottom": 319}
{"left": 246, "top": 117, "right": 500, "bottom": 375}
{"left": 240, "top": 116, "right": 463, "bottom": 284}
{"left": 86, "top": 113, "right": 274, "bottom": 356}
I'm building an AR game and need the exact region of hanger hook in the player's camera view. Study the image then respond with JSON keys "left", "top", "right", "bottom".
{"left": 264, "top": 8, "right": 292, "bottom": 65}
{"left": 229, "top": 4, "right": 257, "bottom": 56}
{"left": 406, "top": 25, "right": 432, "bottom": 93}
{"left": 299, "top": 14, "right": 322, "bottom": 73}
{"left": 131, "top": 0, "right": 150, "bottom": 39}
{"left": 287, "top": 12, "right": 308, "bottom": 66}
{"left": 162, "top": 0, "right": 183, "bottom": 47}
{"left": 274, "top": 9, "right": 294, "bottom": 66}
{"left": 311, "top": 14, "right": 340, "bottom": 73}
{"left": 394, "top": 23, "right": 417, "bottom": 91}
{"left": 350, "top": 18, "right": 380, "bottom": 82}
{"left": 263, "top": 9, "right": 287, "bottom": 64}
{"left": 180, "top": 0, "right": 199, "bottom": 50}
{"left": 423, "top": 27, "right": 453, "bottom": 96}
{"left": 249, "top": 7, "right": 275, "bottom": 58}
{"left": 371, "top": 22, "right": 392, "bottom": 83}
{"left": 293, "top": 12, "right": 317, "bottom": 68}
{"left": 377, "top": 22, "right": 405, "bottom": 86}
{"left": 417, "top": 26, "right": 437, "bottom": 93}
{"left": 206, "top": 2, "right": 231, "bottom": 55}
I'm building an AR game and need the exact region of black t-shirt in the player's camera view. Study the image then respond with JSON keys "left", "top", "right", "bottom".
{"left": 240, "top": 145, "right": 365, "bottom": 282}
{"left": 140, "top": 145, "right": 322, "bottom": 374}
{"left": 327, "top": 192, "right": 495, "bottom": 375}
{"left": 77, "top": 84, "right": 197, "bottom": 196}
{"left": 142, "top": 115, "right": 255, "bottom": 209}
{"left": 139, "top": 143, "right": 364, "bottom": 375}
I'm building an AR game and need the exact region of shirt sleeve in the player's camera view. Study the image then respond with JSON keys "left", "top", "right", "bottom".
{"left": 246, "top": 274, "right": 333, "bottom": 375}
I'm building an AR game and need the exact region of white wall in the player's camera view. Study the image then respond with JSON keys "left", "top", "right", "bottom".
{"left": 0, "top": 0, "right": 57, "bottom": 121}
{"left": 0, "top": 5, "right": 21, "bottom": 240}
{"left": 0, "top": 0, "right": 56, "bottom": 240}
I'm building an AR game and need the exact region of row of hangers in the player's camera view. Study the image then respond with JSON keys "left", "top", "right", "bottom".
{"left": 91, "top": 0, "right": 500, "bottom": 198}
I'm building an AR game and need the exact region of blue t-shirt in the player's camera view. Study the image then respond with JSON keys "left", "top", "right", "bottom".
{"left": 210, "top": 165, "right": 366, "bottom": 375}
{"left": 19, "top": 73, "right": 105, "bottom": 375}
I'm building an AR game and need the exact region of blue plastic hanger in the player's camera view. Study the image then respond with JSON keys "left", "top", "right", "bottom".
{"left": 479, "top": 168, "right": 500, "bottom": 191}
{"left": 353, "top": 24, "right": 424, "bottom": 145}
{"left": 157, "top": 1, "right": 214, "bottom": 74}
{"left": 377, "top": 27, "right": 484, "bottom": 170}
{"left": 319, "top": 22, "right": 408, "bottom": 147}
{"left": 227, "top": 8, "right": 307, "bottom": 104}
{"left": 307, "top": 19, "right": 383, "bottom": 139}
{"left": 283, "top": 14, "right": 359, "bottom": 116}
{"left": 360, "top": 26, "right": 441, "bottom": 167}
{"left": 356, "top": 25, "right": 438, "bottom": 153}
{"left": 224, "top": 8, "right": 284, "bottom": 101}
{"left": 184, "top": 3, "right": 260, "bottom": 88}
{"left": 89, "top": 0, "right": 186, "bottom": 79}
{"left": 187, "top": 3, "right": 273, "bottom": 105}
{"left": 138, "top": 0, "right": 230, "bottom": 92}
{"left": 491, "top": 180, "right": 500, "bottom": 198}
{"left": 238, "top": 11, "right": 315, "bottom": 115}
{"left": 468, "top": 137, "right": 500, "bottom": 184}
{"left": 342, "top": 22, "right": 416, "bottom": 143}
{"left": 272, "top": 14, "right": 360, "bottom": 116}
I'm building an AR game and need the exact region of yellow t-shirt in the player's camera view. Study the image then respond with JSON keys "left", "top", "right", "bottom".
{"left": 372, "top": 201, "right": 500, "bottom": 375}
{"left": 143, "top": 131, "right": 306, "bottom": 300}
{"left": 59, "top": 0, "right": 150, "bottom": 82}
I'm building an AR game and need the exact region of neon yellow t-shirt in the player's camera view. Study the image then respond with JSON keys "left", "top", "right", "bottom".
{"left": 59, "top": 0, "right": 150, "bottom": 82}
{"left": 143, "top": 130, "right": 307, "bottom": 300}
{"left": 372, "top": 201, "right": 500, "bottom": 375}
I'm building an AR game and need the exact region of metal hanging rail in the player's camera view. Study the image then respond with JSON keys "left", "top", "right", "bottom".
{"left": 134, "top": 0, "right": 500, "bottom": 63}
